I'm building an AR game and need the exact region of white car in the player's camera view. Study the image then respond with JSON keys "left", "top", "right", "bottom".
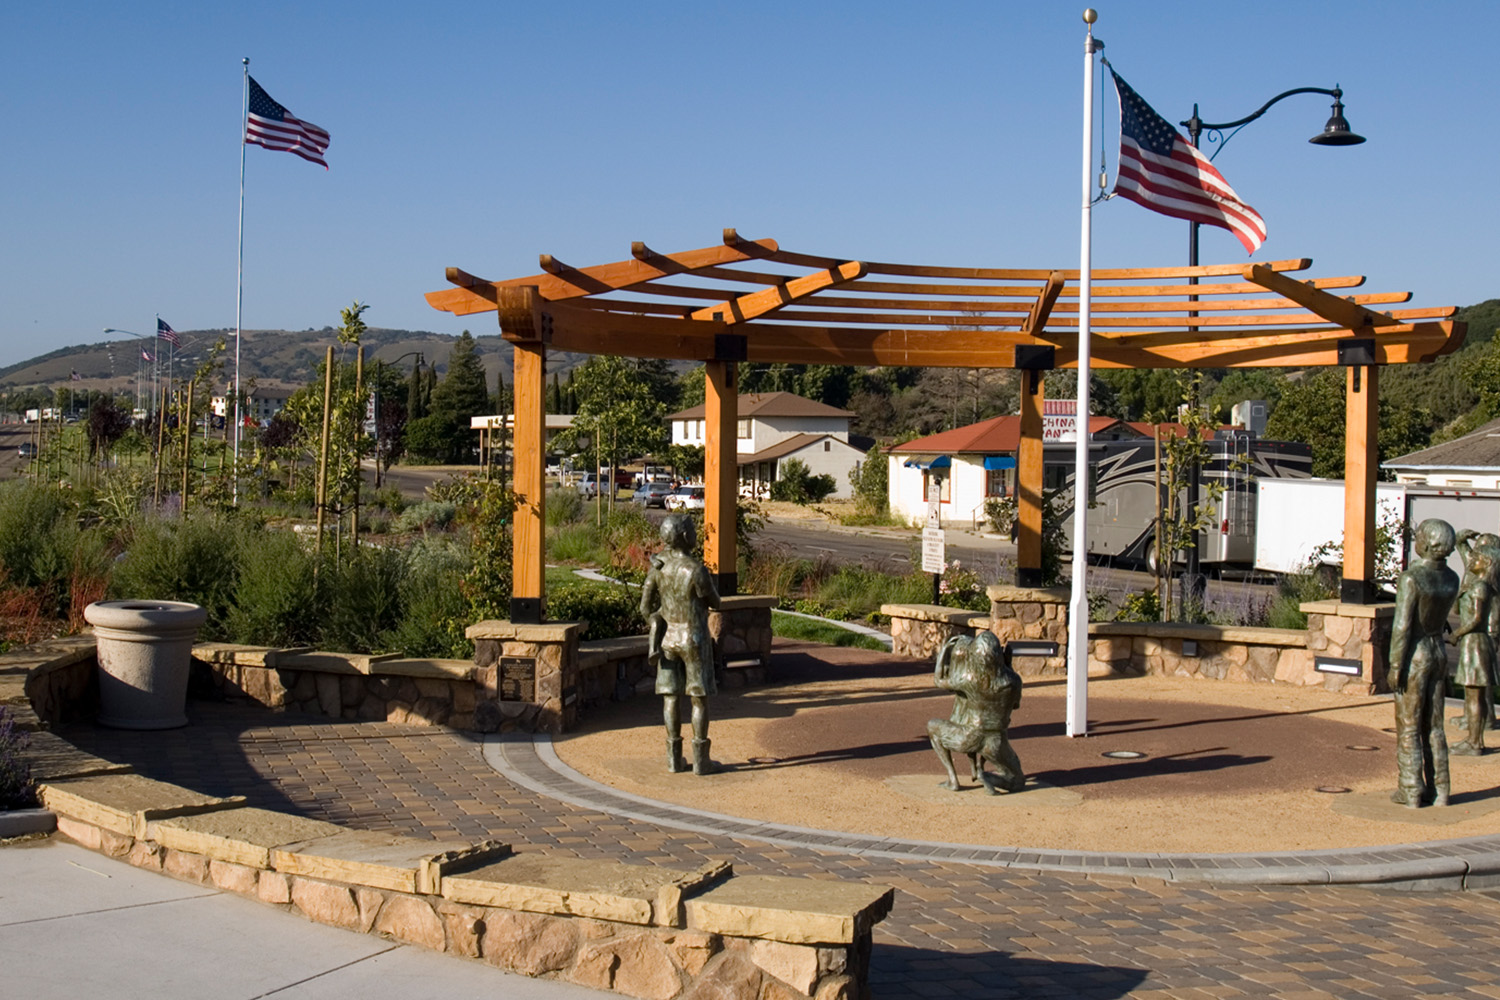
{"left": 664, "top": 485, "right": 705, "bottom": 511}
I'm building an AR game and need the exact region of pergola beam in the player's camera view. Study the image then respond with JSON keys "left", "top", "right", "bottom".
{"left": 689, "top": 261, "right": 867, "bottom": 324}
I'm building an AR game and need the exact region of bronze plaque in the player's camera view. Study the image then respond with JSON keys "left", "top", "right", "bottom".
{"left": 499, "top": 656, "right": 536, "bottom": 702}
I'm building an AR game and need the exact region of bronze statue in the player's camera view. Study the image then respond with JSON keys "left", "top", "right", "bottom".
{"left": 640, "top": 514, "right": 721, "bottom": 775}
{"left": 1389, "top": 518, "right": 1460, "bottom": 807}
{"left": 1456, "top": 529, "right": 1500, "bottom": 739}
{"left": 928, "top": 632, "right": 1025, "bottom": 794}
{"left": 1452, "top": 530, "right": 1499, "bottom": 755}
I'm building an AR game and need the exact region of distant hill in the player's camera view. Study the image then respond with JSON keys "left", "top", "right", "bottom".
{"left": 0, "top": 327, "right": 594, "bottom": 393}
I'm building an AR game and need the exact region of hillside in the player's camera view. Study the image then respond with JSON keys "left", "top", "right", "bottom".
{"left": 0, "top": 327, "right": 593, "bottom": 394}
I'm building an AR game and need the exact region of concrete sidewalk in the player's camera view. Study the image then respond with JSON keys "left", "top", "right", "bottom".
{"left": 0, "top": 838, "right": 608, "bottom": 1000}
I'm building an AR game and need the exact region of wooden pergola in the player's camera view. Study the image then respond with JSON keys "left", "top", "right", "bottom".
{"left": 426, "top": 230, "right": 1466, "bottom": 622}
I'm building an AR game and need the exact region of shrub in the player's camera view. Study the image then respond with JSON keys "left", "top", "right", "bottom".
{"left": 382, "top": 539, "right": 471, "bottom": 658}
{"left": 0, "top": 707, "right": 35, "bottom": 810}
{"left": 547, "top": 580, "right": 646, "bottom": 639}
{"left": 108, "top": 513, "right": 246, "bottom": 637}
{"left": 225, "top": 529, "right": 320, "bottom": 647}
{"left": 546, "top": 486, "right": 585, "bottom": 527}
{"left": 1114, "top": 589, "right": 1162, "bottom": 623}
{"left": 1265, "top": 570, "right": 1335, "bottom": 630}
{"left": 322, "top": 547, "right": 409, "bottom": 654}
{"left": 371, "top": 485, "right": 407, "bottom": 514}
{"left": 769, "top": 459, "right": 836, "bottom": 505}
{"left": 937, "top": 560, "right": 988, "bottom": 611}
{"left": 395, "top": 501, "right": 455, "bottom": 533}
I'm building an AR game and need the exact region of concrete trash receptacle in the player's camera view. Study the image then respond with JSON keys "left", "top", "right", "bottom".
{"left": 84, "top": 600, "right": 207, "bottom": 730}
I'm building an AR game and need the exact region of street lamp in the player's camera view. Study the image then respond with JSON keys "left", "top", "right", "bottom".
{"left": 1175, "top": 86, "right": 1365, "bottom": 602}
{"left": 371, "top": 351, "right": 423, "bottom": 488}
{"left": 103, "top": 328, "right": 154, "bottom": 417}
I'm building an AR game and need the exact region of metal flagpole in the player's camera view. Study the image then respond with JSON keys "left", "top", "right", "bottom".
{"left": 1067, "top": 9, "right": 1101, "bottom": 737}
{"left": 233, "top": 57, "right": 249, "bottom": 505}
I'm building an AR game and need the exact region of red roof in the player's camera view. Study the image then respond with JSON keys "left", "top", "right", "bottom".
{"left": 890, "top": 415, "right": 1136, "bottom": 454}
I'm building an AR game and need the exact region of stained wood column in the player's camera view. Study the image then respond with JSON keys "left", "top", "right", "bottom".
{"left": 1016, "top": 370, "right": 1045, "bottom": 588}
{"left": 704, "top": 359, "right": 738, "bottom": 596}
{"left": 511, "top": 340, "right": 546, "bottom": 623}
{"left": 1342, "top": 364, "right": 1378, "bottom": 604}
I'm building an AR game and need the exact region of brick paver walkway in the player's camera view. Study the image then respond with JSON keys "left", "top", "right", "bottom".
{"left": 60, "top": 703, "right": 1500, "bottom": 999}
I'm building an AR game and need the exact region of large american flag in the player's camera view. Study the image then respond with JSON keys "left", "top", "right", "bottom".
{"left": 157, "top": 318, "right": 179, "bottom": 347}
{"left": 1109, "top": 67, "right": 1267, "bottom": 255}
{"left": 245, "top": 76, "right": 331, "bottom": 169}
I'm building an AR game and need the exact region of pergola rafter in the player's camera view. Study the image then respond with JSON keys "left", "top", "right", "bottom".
{"left": 427, "top": 230, "right": 1467, "bottom": 618}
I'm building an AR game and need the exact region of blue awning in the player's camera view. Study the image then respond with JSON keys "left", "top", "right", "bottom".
{"left": 983, "top": 456, "right": 1016, "bottom": 471}
{"left": 904, "top": 455, "right": 951, "bottom": 470}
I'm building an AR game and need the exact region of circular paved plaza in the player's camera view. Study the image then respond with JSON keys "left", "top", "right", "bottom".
{"left": 57, "top": 639, "right": 1500, "bottom": 999}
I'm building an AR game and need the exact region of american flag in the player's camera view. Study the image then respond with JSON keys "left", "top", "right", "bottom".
{"left": 1109, "top": 67, "right": 1267, "bottom": 255}
{"left": 157, "top": 318, "right": 180, "bottom": 346}
{"left": 70, "top": 370, "right": 81, "bottom": 381}
{"left": 141, "top": 349, "right": 154, "bottom": 362}
{"left": 245, "top": 76, "right": 330, "bottom": 169}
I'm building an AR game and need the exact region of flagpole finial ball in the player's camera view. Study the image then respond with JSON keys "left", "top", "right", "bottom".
{"left": 1082, "top": 8, "right": 1097, "bottom": 23}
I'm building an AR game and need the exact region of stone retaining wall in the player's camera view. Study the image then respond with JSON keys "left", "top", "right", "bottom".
{"left": 879, "top": 604, "right": 984, "bottom": 660}
{"left": 985, "top": 585, "right": 1071, "bottom": 676}
{"left": 34, "top": 767, "right": 892, "bottom": 1000}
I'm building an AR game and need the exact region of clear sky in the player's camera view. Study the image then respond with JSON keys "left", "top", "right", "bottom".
{"left": 2, "top": 1, "right": 1493, "bottom": 370}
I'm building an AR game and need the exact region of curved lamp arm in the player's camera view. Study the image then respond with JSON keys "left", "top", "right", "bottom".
{"left": 1182, "top": 86, "right": 1357, "bottom": 160}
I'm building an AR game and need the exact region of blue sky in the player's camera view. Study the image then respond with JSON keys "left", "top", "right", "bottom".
{"left": 2, "top": 1, "right": 1493, "bottom": 369}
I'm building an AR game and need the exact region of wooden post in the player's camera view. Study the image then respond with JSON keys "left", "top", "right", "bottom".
{"left": 512, "top": 340, "right": 546, "bottom": 623}
{"left": 705, "top": 359, "right": 738, "bottom": 596}
{"left": 1342, "top": 363, "right": 1378, "bottom": 604}
{"left": 180, "top": 377, "right": 194, "bottom": 517}
{"left": 153, "top": 389, "right": 169, "bottom": 506}
{"left": 1016, "top": 370, "right": 1046, "bottom": 587}
{"left": 352, "top": 346, "right": 363, "bottom": 549}
{"left": 314, "top": 346, "right": 334, "bottom": 565}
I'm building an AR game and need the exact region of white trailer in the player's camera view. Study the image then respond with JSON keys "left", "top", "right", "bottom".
{"left": 1255, "top": 479, "right": 1500, "bottom": 584}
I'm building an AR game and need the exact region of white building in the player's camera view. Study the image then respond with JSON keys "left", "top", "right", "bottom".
{"left": 667, "top": 392, "right": 866, "bottom": 499}
{"left": 887, "top": 414, "right": 1147, "bottom": 527}
{"left": 1384, "top": 417, "right": 1500, "bottom": 489}
{"left": 211, "top": 384, "right": 295, "bottom": 427}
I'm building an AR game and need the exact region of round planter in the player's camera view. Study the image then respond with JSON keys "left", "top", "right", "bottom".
{"left": 83, "top": 600, "right": 207, "bottom": 730}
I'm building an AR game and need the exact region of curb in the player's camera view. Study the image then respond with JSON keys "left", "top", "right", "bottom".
{"left": 0, "top": 807, "right": 56, "bottom": 838}
{"left": 485, "top": 732, "right": 1500, "bottom": 893}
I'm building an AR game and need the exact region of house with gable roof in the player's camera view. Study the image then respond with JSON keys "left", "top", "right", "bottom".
{"left": 887, "top": 413, "right": 1147, "bottom": 527}
{"left": 667, "top": 391, "right": 870, "bottom": 499}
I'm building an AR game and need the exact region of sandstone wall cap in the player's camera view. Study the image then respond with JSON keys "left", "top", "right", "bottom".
{"left": 986, "top": 585, "right": 1071, "bottom": 602}
{"left": 1088, "top": 622, "right": 1309, "bottom": 647}
{"left": 1298, "top": 600, "right": 1398, "bottom": 620}
{"left": 151, "top": 807, "right": 345, "bottom": 869}
{"left": 369, "top": 658, "right": 474, "bottom": 680}
{"left": 465, "top": 620, "right": 583, "bottom": 642}
{"left": 272, "top": 829, "right": 500, "bottom": 895}
{"left": 879, "top": 604, "right": 983, "bottom": 626}
{"left": 443, "top": 854, "right": 696, "bottom": 926}
{"left": 687, "top": 874, "right": 894, "bottom": 944}
{"left": 38, "top": 773, "right": 244, "bottom": 838}
{"left": 717, "top": 595, "right": 780, "bottom": 611}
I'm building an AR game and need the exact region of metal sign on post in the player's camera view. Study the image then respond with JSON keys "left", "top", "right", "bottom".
{"left": 922, "top": 480, "right": 945, "bottom": 574}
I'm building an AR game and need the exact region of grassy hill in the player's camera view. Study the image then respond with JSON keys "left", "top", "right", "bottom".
{"left": 0, "top": 327, "right": 593, "bottom": 394}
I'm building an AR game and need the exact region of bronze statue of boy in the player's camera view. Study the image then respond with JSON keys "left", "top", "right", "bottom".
{"left": 1389, "top": 518, "right": 1460, "bottom": 807}
{"left": 640, "top": 514, "right": 721, "bottom": 775}
{"left": 928, "top": 632, "right": 1025, "bottom": 794}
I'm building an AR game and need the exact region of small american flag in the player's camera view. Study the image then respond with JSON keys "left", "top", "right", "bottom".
{"left": 1109, "top": 67, "right": 1267, "bottom": 255}
{"left": 141, "top": 349, "right": 154, "bottom": 362}
{"left": 245, "top": 76, "right": 330, "bottom": 169}
{"left": 157, "top": 318, "right": 180, "bottom": 347}
{"left": 70, "top": 370, "right": 81, "bottom": 381}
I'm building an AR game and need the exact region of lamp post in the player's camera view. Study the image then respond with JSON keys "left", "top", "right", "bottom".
{"left": 1175, "top": 86, "right": 1365, "bottom": 606}
{"left": 372, "top": 351, "right": 423, "bottom": 488}
{"left": 103, "top": 328, "right": 153, "bottom": 417}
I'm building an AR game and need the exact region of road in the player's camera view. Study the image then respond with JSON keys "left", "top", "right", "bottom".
{"left": 369, "top": 463, "right": 1274, "bottom": 613}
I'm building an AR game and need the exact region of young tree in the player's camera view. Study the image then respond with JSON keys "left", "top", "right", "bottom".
{"left": 555, "top": 355, "right": 669, "bottom": 511}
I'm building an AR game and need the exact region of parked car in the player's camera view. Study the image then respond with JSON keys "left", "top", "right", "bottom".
{"left": 632, "top": 482, "right": 674, "bottom": 508}
{"left": 17, "top": 442, "right": 36, "bottom": 459}
{"left": 665, "top": 485, "right": 706, "bottom": 511}
{"left": 574, "top": 473, "right": 604, "bottom": 498}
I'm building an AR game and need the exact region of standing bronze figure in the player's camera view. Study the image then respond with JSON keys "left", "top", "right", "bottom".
{"left": 928, "top": 632, "right": 1025, "bottom": 794}
{"left": 1452, "top": 531, "right": 1498, "bottom": 755}
{"left": 1389, "top": 518, "right": 1460, "bottom": 807}
{"left": 1456, "top": 529, "right": 1500, "bottom": 739}
{"left": 640, "top": 514, "right": 721, "bottom": 775}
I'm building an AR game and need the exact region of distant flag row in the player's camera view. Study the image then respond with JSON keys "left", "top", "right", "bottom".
{"left": 245, "top": 76, "right": 331, "bottom": 169}
{"left": 1106, "top": 63, "right": 1267, "bottom": 255}
{"left": 157, "top": 318, "right": 179, "bottom": 346}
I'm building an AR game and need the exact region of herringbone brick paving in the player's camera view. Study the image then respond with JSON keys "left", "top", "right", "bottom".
{"left": 61, "top": 704, "right": 1500, "bottom": 998}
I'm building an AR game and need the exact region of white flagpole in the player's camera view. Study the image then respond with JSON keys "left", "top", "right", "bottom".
{"left": 234, "top": 57, "right": 248, "bottom": 505}
{"left": 1067, "top": 10, "right": 1101, "bottom": 737}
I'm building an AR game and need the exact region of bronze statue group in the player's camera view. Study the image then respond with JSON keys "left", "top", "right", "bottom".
{"left": 1390, "top": 520, "right": 1500, "bottom": 808}
{"left": 639, "top": 510, "right": 1500, "bottom": 808}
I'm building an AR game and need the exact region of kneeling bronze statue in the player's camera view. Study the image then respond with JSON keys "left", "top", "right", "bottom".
{"left": 928, "top": 632, "right": 1025, "bottom": 794}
